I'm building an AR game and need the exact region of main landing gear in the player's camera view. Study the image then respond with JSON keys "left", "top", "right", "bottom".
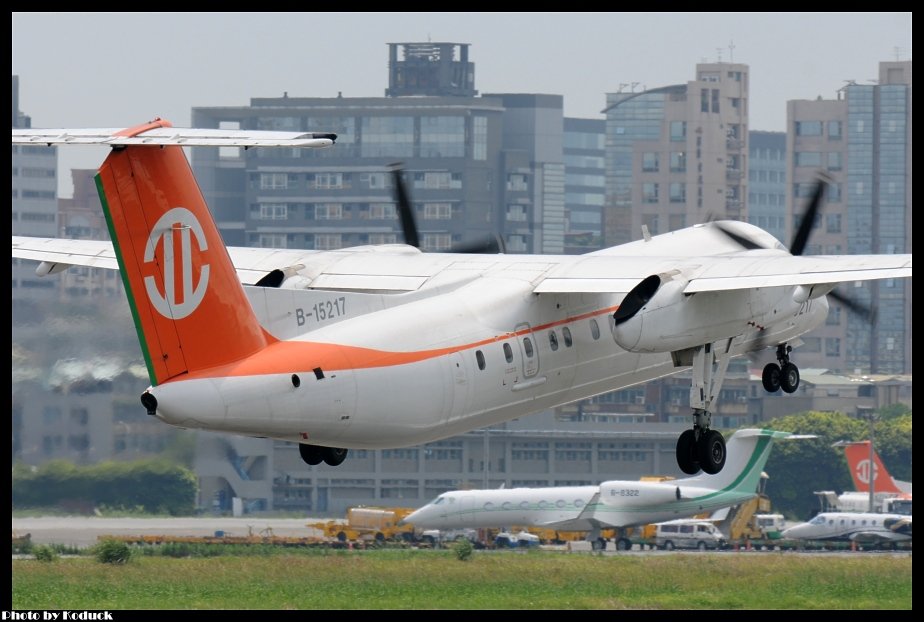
{"left": 676, "top": 340, "right": 732, "bottom": 476}
{"left": 299, "top": 444, "right": 349, "bottom": 467}
{"left": 761, "top": 344, "right": 800, "bottom": 394}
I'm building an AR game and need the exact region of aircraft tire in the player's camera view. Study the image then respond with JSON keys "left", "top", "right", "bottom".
{"left": 779, "top": 363, "right": 800, "bottom": 393}
{"left": 698, "top": 429, "right": 727, "bottom": 475}
{"left": 676, "top": 429, "right": 700, "bottom": 474}
{"left": 322, "top": 447, "right": 349, "bottom": 466}
{"left": 762, "top": 363, "right": 781, "bottom": 392}
{"left": 298, "top": 444, "right": 324, "bottom": 466}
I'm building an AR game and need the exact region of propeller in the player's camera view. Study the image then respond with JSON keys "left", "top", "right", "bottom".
{"left": 712, "top": 174, "right": 877, "bottom": 324}
{"left": 389, "top": 163, "right": 505, "bottom": 254}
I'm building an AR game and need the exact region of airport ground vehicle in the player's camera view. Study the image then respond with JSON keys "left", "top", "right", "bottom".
{"left": 654, "top": 520, "right": 726, "bottom": 550}
{"left": 308, "top": 506, "right": 416, "bottom": 543}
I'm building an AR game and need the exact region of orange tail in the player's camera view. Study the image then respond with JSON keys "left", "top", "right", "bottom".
{"left": 842, "top": 441, "right": 903, "bottom": 494}
{"left": 96, "top": 121, "right": 270, "bottom": 385}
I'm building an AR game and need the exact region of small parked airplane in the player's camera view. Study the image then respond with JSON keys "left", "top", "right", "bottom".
{"left": 11, "top": 120, "right": 912, "bottom": 474}
{"left": 403, "top": 428, "right": 798, "bottom": 550}
{"left": 782, "top": 511, "right": 912, "bottom": 546}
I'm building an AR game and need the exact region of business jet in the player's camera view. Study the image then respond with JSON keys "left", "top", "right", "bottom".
{"left": 782, "top": 511, "right": 912, "bottom": 547}
{"left": 11, "top": 120, "right": 913, "bottom": 475}
{"left": 403, "top": 428, "right": 797, "bottom": 550}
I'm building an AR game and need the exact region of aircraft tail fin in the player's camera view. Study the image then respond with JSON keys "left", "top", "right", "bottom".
{"left": 96, "top": 120, "right": 271, "bottom": 385}
{"left": 685, "top": 428, "right": 793, "bottom": 494}
{"left": 842, "top": 441, "right": 904, "bottom": 494}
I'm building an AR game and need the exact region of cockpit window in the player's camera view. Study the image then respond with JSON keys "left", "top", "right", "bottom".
{"left": 433, "top": 497, "right": 445, "bottom": 505}
{"left": 809, "top": 515, "right": 826, "bottom": 525}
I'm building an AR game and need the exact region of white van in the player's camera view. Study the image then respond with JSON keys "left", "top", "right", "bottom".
{"left": 655, "top": 520, "right": 726, "bottom": 550}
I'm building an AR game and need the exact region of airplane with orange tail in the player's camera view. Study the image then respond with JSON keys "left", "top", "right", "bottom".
{"left": 840, "top": 440, "right": 912, "bottom": 495}
{"left": 11, "top": 120, "right": 913, "bottom": 474}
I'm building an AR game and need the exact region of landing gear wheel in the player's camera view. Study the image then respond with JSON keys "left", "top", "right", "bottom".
{"left": 322, "top": 447, "right": 349, "bottom": 466}
{"left": 298, "top": 444, "right": 324, "bottom": 466}
{"left": 761, "top": 363, "right": 781, "bottom": 392}
{"left": 676, "top": 429, "right": 700, "bottom": 474}
{"left": 616, "top": 537, "right": 632, "bottom": 551}
{"left": 779, "top": 363, "right": 800, "bottom": 394}
{"left": 697, "top": 429, "right": 727, "bottom": 475}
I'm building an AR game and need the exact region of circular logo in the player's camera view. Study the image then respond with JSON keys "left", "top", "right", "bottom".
{"left": 143, "top": 207, "right": 210, "bottom": 320}
{"left": 854, "top": 458, "right": 878, "bottom": 485}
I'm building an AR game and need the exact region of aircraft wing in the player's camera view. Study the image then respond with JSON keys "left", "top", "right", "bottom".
{"left": 849, "top": 530, "right": 909, "bottom": 544}
{"left": 533, "top": 253, "right": 912, "bottom": 294}
{"left": 12, "top": 127, "right": 336, "bottom": 148}
{"left": 12, "top": 236, "right": 436, "bottom": 291}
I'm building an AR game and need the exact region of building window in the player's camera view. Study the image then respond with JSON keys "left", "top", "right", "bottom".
{"left": 670, "top": 121, "right": 686, "bottom": 142}
{"left": 314, "top": 173, "right": 343, "bottom": 190}
{"left": 423, "top": 203, "right": 452, "bottom": 220}
{"left": 506, "top": 204, "right": 527, "bottom": 222}
{"left": 315, "top": 204, "right": 343, "bottom": 220}
{"left": 827, "top": 121, "right": 842, "bottom": 140}
{"left": 670, "top": 151, "right": 686, "bottom": 173}
{"left": 827, "top": 152, "right": 843, "bottom": 171}
{"left": 473, "top": 116, "right": 488, "bottom": 161}
{"left": 257, "top": 203, "right": 288, "bottom": 220}
{"left": 420, "top": 116, "right": 465, "bottom": 158}
{"left": 825, "top": 338, "right": 841, "bottom": 357}
{"left": 642, "top": 152, "right": 659, "bottom": 172}
{"left": 795, "top": 121, "right": 823, "bottom": 136}
{"left": 506, "top": 173, "right": 528, "bottom": 192}
{"left": 421, "top": 233, "right": 451, "bottom": 251}
{"left": 795, "top": 152, "right": 822, "bottom": 167}
{"left": 314, "top": 234, "right": 342, "bottom": 250}
{"left": 642, "top": 183, "right": 659, "bottom": 204}
{"left": 369, "top": 203, "right": 396, "bottom": 219}
{"left": 701, "top": 88, "right": 709, "bottom": 113}
{"left": 669, "top": 182, "right": 686, "bottom": 203}
{"left": 259, "top": 173, "right": 289, "bottom": 190}
{"left": 360, "top": 116, "right": 414, "bottom": 158}
{"left": 826, "top": 213, "right": 842, "bottom": 233}
{"left": 257, "top": 234, "right": 287, "bottom": 249}
{"left": 711, "top": 89, "right": 720, "bottom": 113}
{"left": 368, "top": 233, "right": 397, "bottom": 245}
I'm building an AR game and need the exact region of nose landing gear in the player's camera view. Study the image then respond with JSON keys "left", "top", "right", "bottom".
{"left": 761, "top": 344, "right": 800, "bottom": 394}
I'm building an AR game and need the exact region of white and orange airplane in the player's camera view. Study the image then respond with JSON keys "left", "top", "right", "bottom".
{"left": 11, "top": 120, "right": 913, "bottom": 475}
{"left": 840, "top": 440, "right": 912, "bottom": 496}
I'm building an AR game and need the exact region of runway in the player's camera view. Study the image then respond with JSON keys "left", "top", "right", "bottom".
{"left": 12, "top": 516, "right": 328, "bottom": 547}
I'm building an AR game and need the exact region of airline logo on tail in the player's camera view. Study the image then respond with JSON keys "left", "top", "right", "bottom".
{"left": 853, "top": 458, "right": 878, "bottom": 487}
{"left": 842, "top": 441, "right": 903, "bottom": 494}
{"left": 143, "top": 208, "right": 210, "bottom": 320}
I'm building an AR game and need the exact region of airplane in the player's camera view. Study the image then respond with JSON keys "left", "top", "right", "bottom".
{"left": 782, "top": 511, "right": 912, "bottom": 547}
{"left": 816, "top": 440, "right": 912, "bottom": 514}
{"left": 840, "top": 440, "right": 912, "bottom": 495}
{"left": 11, "top": 119, "right": 913, "bottom": 474}
{"left": 402, "top": 428, "right": 798, "bottom": 550}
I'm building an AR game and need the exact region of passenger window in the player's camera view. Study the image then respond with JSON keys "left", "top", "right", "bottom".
{"left": 503, "top": 343, "right": 514, "bottom": 363}
{"left": 524, "top": 337, "right": 534, "bottom": 358}
{"left": 590, "top": 319, "right": 600, "bottom": 340}
{"left": 476, "top": 350, "right": 486, "bottom": 370}
{"left": 519, "top": 501, "right": 530, "bottom": 510}
{"left": 562, "top": 327, "right": 573, "bottom": 347}
{"left": 556, "top": 499, "right": 566, "bottom": 509}
{"left": 549, "top": 331, "right": 559, "bottom": 351}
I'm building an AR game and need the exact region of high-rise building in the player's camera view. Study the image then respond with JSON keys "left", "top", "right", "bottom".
{"left": 603, "top": 63, "right": 749, "bottom": 246}
{"left": 12, "top": 75, "right": 57, "bottom": 302}
{"left": 191, "top": 43, "right": 565, "bottom": 255}
{"left": 563, "top": 117, "right": 605, "bottom": 253}
{"left": 787, "top": 60, "right": 911, "bottom": 374}
{"left": 747, "top": 131, "right": 787, "bottom": 244}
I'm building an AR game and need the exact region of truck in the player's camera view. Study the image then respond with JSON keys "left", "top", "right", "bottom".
{"left": 308, "top": 506, "right": 417, "bottom": 543}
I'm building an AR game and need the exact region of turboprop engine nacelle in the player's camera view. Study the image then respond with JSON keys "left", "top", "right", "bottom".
{"left": 612, "top": 274, "right": 756, "bottom": 354}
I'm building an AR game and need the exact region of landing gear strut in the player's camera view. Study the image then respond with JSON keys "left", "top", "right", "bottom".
{"left": 761, "top": 344, "right": 800, "bottom": 394}
{"left": 676, "top": 339, "right": 730, "bottom": 475}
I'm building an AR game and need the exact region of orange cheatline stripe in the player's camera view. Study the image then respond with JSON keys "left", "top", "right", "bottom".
{"left": 174, "top": 304, "right": 621, "bottom": 382}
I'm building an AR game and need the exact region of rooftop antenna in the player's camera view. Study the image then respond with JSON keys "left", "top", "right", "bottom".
{"left": 631, "top": 82, "right": 640, "bottom": 92}
{"left": 716, "top": 48, "right": 723, "bottom": 63}
{"left": 728, "top": 40, "right": 736, "bottom": 63}
{"left": 894, "top": 46, "right": 903, "bottom": 61}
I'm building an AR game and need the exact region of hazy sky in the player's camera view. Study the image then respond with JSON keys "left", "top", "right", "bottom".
{"left": 12, "top": 12, "right": 911, "bottom": 197}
